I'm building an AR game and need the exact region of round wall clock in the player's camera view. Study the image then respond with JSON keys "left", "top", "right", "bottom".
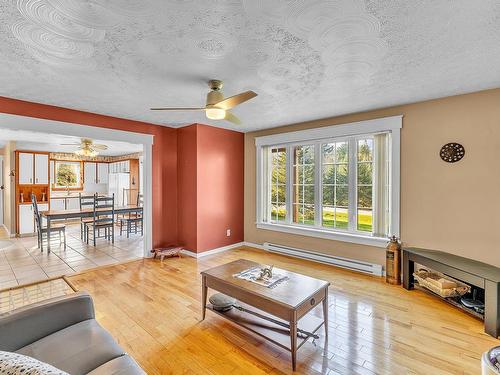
{"left": 440, "top": 143, "right": 465, "bottom": 163}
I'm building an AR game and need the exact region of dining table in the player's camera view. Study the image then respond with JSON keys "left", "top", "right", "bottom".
{"left": 40, "top": 205, "right": 143, "bottom": 252}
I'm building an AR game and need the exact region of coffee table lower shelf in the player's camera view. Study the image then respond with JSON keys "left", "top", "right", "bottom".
{"left": 206, "top": 302, "right": 324, "bottom": 352}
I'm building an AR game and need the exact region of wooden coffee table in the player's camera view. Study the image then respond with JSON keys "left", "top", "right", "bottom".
{"left": 201, "top": 259, "right": 330, "bottom": 371}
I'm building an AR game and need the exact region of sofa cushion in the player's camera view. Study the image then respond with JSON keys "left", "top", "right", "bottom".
{"left": 0, "top": 350, "right": 69, "bottom": 375}
{"left": 16, "top": 319, "right": 124, "bottom": 375}
{"left": 87, "top": 355, "right": 146, "bottom": 375}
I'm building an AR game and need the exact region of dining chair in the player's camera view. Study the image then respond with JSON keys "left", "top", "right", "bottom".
{"left": 79, "top": 193, "right": 95, "bottom": 241}
{"left": 119, "top": 194, "right": 143, "bottom": 238}
{"left": 31, "top": 193, "right": 66, "bottom": 252}
{"left": 86, "top": 194, "right": 115, "bottom": 246}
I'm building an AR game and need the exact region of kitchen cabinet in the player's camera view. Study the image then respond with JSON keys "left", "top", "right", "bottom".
{"left": 84, "top": 162, "right": 97, "bottom": 185}
{"left": 67, "top": 197, "right": 79, "bottom": 210}
{"left": 18, "top": 204, "right": 34, "bottom": 234}
{"left": 18, "top": 153, "right": 34, "bottom": 184}
{"left": 50, "top": 198, "right": 65, "bottom": 211}
{"left": 17, "top": 152, "right": 49, "bottom": 185}
{"left": 97, "top": 163, "right": 108, "bottom": 184}
{"left": 34, "top": 154, "right": 49, "bottom": 184}
{"left": 109, "top": 160, "right": 130, "bottom": 173}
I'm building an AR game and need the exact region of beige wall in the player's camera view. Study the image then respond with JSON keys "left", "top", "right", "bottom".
{"left": 2, "top": 141, "right": 16, "bottom": 235}
{"left": 245, "top": 88, "right": 500, "bottom": 268}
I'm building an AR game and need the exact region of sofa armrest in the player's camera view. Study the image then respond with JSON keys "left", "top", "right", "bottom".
{"left": 0, "top": 291, "right": 95, "bottom": 351}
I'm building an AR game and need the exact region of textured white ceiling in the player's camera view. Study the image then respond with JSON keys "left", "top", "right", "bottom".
{"left": 0, "top": 129, "right": 143, "bottom": 155}
{"left": 0, "top": 0, "right": 499, "bottom": 132}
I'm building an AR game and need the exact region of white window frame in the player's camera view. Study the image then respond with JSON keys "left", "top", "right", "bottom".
{"left": 255, "top": 115, "right": 402, "bottom": 248}
{"left": 54, "top": 160, "right": 82, "bottom": 189}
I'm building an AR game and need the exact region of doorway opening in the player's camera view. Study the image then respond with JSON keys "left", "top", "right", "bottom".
{"left": 0, "top": 113, "right": 153, "bottom": 288}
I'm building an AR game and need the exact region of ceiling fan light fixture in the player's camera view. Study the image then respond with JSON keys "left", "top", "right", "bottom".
{"left": 205, "top": 107, "right": 226, "bottom": 120}
{"left": 75, "top": 148, "right": 98, "bottom": 157}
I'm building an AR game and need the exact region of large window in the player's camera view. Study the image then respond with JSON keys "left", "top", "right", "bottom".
{"left": 54, "top": 161, "right": 82, "bottom": 189}
{"left": 256, "top": 116, "right": 401, "bottom": 247}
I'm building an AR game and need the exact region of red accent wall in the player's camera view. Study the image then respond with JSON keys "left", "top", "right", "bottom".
{"left": 177, "top": 125, "right": 198, "bottom": 251}
{"left": 0, "top": 96, "right": 178, "bottom": 248}
{"left": 196, "top": 124, "right": 244, "bottom": 252}
{"left": 177, "top": 124, "right": 244, "bottom": 253}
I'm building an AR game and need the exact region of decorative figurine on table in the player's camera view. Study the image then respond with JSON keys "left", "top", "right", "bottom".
{"left": 257, "top": 265, "right": 274, "bottom": 280}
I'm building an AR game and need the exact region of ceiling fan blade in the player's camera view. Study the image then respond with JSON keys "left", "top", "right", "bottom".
{"left": 60, "top": 143, "right": 81, "bottom": 146}
{"left": 213, "top": 90, "right": 257, "bottom": 110}
{"left": 224, "top": 111, "right": 241, "bottom": 125}
{"left": 150, "top": 107, "right": 206, "bottom": 111}
{"left": 92, "top": 144, "right": 108, "bottom": 150}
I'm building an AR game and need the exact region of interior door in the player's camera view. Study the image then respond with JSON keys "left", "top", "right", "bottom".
{"left": 34, "top": 154, "right": 49, "bottom": 184}
{"left": 18, "top": 152, "right": 34, "bottom": 184}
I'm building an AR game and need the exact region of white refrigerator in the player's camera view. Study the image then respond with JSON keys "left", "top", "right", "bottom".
{"left": 108, "top": 173, "right": 130, "bottom": 206}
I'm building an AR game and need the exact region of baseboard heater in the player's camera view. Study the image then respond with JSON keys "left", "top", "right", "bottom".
{"left": 263, "top": 242, "right": 383, "bottom": 277}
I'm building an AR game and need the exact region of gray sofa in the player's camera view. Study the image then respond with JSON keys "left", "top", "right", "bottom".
{"left": 0, "top": 291, "right": 145, "bottom": 375}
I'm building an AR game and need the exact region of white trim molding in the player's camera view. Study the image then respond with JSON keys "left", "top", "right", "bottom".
{"left": 181, "top": 242, "right": 245, "bottom": 258}
{"left": 257, "top": 222, "right": 389, "bottom": 248}
{"left": 0, "top": 113, "right": 154, "bottom": 257}
{"left": 255, "top": 115, "right": 402, "bottom": 247}
{"left": 255, "top": 115, "right": 402, "bottom": 147}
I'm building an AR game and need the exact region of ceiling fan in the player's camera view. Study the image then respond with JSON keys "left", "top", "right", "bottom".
{"left": 61, "top": 138, "right": 108, "bottom": 157}
{"left": 150, "top": 79, "right": 257, "bottom": 125}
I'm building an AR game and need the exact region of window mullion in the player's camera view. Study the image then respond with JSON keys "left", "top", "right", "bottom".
{"left": 285, "top": 145, "right": 293, "bottom": 225}
{"left": 348, "top": 138, "right": 357, "bottom": 232}
{"left": 314, "top": 142, "right": 321, "bottom": 227}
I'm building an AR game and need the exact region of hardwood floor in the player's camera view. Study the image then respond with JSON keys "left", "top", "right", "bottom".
{"left": 68, "top": 246, "right": 498, "bottom": 375}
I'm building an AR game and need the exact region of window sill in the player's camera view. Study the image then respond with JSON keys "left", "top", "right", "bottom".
{"left": 255, "top": 222, "right": 389, "bottom": 248}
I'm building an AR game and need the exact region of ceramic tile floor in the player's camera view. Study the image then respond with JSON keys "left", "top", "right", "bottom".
{"left": 0, "top": 223, "right": 143, "bottom": 289}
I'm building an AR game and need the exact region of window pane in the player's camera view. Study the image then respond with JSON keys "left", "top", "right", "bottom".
{"left": 293, "top": 204, "right": 315, "bottom": 225}
{"left": 303, "top": 165, "right": 314, "bottom": 184}
{"left": 357, "top": 162, "right": 372, "bottom": 185}
{"left": 336, "top": 186, "right": 348, "bottom": 207}
{"left": 294, "top": 145, "right": 314, "bottom": 165}
{"left": 293, "top": 145, "right": 315, "bottom": 225}
{"left": 322, "top": 165, "right": 334, "bottom": 184}
{"left": 295, "top": 185, "right": 314, "bottom": 204}
{"left": 304, "top": 186, "right": 314, "bottom": 204}
{"left": 322, "top": 143, "right": 335, "bottom": 164}
{"left": 276, "top": 203, "right": 286, "bottom": 222}
{"left": 322, "top": 206, "right": 334, "bottom": 228}
{"left": 335, "top": 164, "right": 348, "bottom": 185}
{"left": 322, "top": 185, "right": 334, "bottom": 205}
{"left": 295, "top": 165, "right": 315, "bottom": 185}
{"left": 270, "top": 147, "right": 287, "bottom": 222}
{"left": 336, "top": 142, "right": 348, "bottom": 163}
{"left": 303, "top": 146, "right": 315, "bottom": 164}
{"left": 357, "top": 186, "right": 372, "bottom": 208}
{"left": 358, "top": 208, "right": 373, "bottom": 232}
{"left": 55, "top": 162, "right": 81, "bottom": 188}
{"left": 335, "top": 207, "right": 349, "bottom": 229}
{"left": 272, "top": 184, "right": 286, "bottom": 203}
{"left": 271, "top": 205, "right": 278, "bottom": 221}
{"left": 358, "top": 139, "right": 373, "bottom": 162}
{"left": 303, "top": 204, "right": 315, "bottom": 224}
